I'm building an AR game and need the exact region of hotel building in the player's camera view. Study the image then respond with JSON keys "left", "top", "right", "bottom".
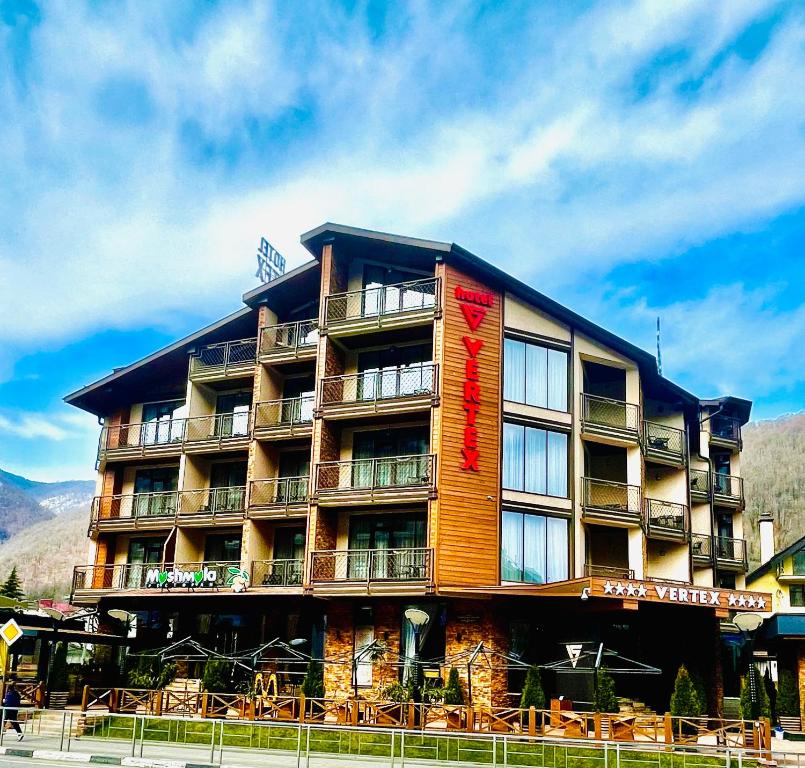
{"left": 66, "top": 224, "right": 767, "bottom": 713}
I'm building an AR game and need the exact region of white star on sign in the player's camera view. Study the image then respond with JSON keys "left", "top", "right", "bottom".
{"left": 626, "top": 583, "right": 637, "bottom": 597}
{"left": 738, "top": 595, "right": 746, "bottom": 607}
{"left": 756, "top": 597, "right": 766, "bottom": 609}
{"left": 603, "top": 581, "right": 614, "bottom": 594}
{"left": 637, "top": 584, "right": 648, "bottom": 598}
{"left": 747, "top": 596, "right": 756, "bottom": 608}
{"left": 615, "top": 582, "right": 626, "bottom": 595}
{"left": 728, "top": 593, "right": 737, "bottom": 606}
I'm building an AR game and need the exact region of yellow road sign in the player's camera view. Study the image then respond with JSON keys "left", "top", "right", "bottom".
{"left": 0, "top": 619, "right": 23, "bottom": 647}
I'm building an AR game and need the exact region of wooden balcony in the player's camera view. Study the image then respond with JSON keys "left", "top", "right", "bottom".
{"left": 689, "top": 468, "right": 711, "bottom": 502}
{"left": 309, "top": 547, "right": 433, "bottom": 595}
{"left": 713, "top": 473, "right": 744, "bottom": 508}
{"left": 643, "top": 498, "right": 689, "bottom": 542}
{"left": 248, "top": 477, "right": 309, "bottom": 518}
{"left": 580, "top": 394, "right": 640, "bottom": 446}
{"left": 258, "top": 320, "right": 318, "bottom": 364}
{"left": 642, "top": 421, "right": 686, "bottom": 467}
{"left": 318, "top": 364, "right": 438, "bottom": 419}
{"left": 189, "top": 338, "right": 257, "bottom": 382}
{"left": 708, "top": 414, "right": 742, "bottom": 450}
{"left": 581, "top": 477, "right": 641, "bottom": 526}
{"left": 323, "top": 278, "right": 440, "bottom": 338}
{"left": 315, "top": 454, "right": 436, "bottom": 506}
{"left": 183, "top": 412, "right": 251, "bottom": 454}
{"left": 253, "top": 396, "right": 314, "bottom": 440}
{"left": 71, "top": 560, "right": 246, "bottom": 603}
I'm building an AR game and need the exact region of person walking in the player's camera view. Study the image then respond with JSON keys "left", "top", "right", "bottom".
{"left": 2, "top": 682, "right": 23, "bottom": 740}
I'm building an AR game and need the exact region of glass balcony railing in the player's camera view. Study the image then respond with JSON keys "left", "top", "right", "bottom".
{"left": 310, "top": 548, "right": 433, "bottom": 584}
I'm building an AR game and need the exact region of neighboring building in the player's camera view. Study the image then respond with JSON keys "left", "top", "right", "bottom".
{"left": 746, "top": 518, "right": 805, "bottom": 726}
{"left": 65, "top": 223, "right": 769, "bottom": 713}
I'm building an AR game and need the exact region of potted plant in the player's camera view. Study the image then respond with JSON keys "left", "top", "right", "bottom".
{"left": 377, "top": 681, "right": 413, "bottom": 725}
{"left": 670, "top": 665, "right": 702, "bottom": 741}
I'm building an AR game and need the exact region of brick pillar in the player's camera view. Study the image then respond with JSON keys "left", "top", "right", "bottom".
{"left": 374, "top": 602, "right": 402, "bottom": 695}
{"left": 324, "top": 603, "right": 354, "bottom": 699}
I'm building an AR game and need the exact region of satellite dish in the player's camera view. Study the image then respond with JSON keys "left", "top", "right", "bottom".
{"left": 733, "top": 613, "right": 763, "bottom": 632}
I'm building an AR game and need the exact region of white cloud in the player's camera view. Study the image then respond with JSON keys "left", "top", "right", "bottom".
{"left": 0, "top": 409, "right": 96, "bottom": 441}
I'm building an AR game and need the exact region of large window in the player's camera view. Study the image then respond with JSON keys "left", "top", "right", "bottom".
{"left": 503, "top": 423, "right": 568, "bottom": 497}
{"left": 504, "top": 338, "right": 568, "bottom": 411}
{"left": 501, "top": 510, "right": 568, "bottom": 584}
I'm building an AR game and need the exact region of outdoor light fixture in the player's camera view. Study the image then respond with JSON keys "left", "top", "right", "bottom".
{"left": 580, "top": 587, "right": 591, "bottom": 601}
{"left": 404, "top": 608, "right": 430, "bottom": 628}
{"left": 733, "top": 613, "right": 763, "bottom": 632}
{"left": 107, "top": 609, "right": 133, "bottom": 623}
{"left": 288, "top": 638, "right": 307, "bottom": 647}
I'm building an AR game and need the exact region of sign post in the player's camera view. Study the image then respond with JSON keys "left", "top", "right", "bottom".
{"left": 0, "top": 619, "right": 23, "bottom": 700}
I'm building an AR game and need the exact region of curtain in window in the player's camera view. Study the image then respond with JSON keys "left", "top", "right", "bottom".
{"left": 504, "top": 339, "right": 525, "bottom": 402}
{"left": 503, "top": 423, "right": 524, "bottom": 491}
{"left": 546, "top": 517, "right": 568, "bottom": 582}
{"left": 526, "top": 344, "right": 548, "bottom": 407}
{"left": 524, "top": 427, "right": 547, "bottom": 494}
{"left": 523, "top": 514, "right": 546, "bottom": 583}
{"left": 547, "top": 350, "right": 568, "bottom": 411}
{"left": 501, "top": 511, "right": 523, "bottom": 581}
{"left": 547, "top": 432, "right": 568, "bottom": 497}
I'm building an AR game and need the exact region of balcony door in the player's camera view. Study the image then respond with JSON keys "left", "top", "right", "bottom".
{"left": 141, "top": 400, "right": 184, "bottom": 445}
{"left": 362, "top": 265, "right": 432, "bottom": 317}
{"left": 278, "top": 451, "right": 310, "bottom": 502}
{"left": 712, "top": 453, "right": 731, "bottom": 494}
{"left": 216, "top": 392, "right": 251, "bottom": 437}
{"left": 347, "top": 513, "right": 426, "bottom": 579}
{"left": 716, "top": 513, "right": 735, "bottom": 559}
{"left": 272, "top": 527, "right": 305, "bottom": 585}
{"left": 133, "top": 467, "right": 178, "bottom": 518}
{"left": 356, "top": 343, "right": 432, "bottom": 401}
{"left": 352, "top": 427, "right": 429, "bottom": 489}
{"left": 209, "top": 461, "right": 247, "bottom": 512}
{"left": 127, "top": 538, "right": 164, "bottom": 588}
{"left": 280, "top": 376, "right": 315, "bottom": 423}
{"left": 204, "top": 534, "right": 242, "bottom": 566}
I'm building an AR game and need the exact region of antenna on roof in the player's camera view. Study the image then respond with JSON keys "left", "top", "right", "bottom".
{"left": 255, "top": 237, "right": 286, "bottom": 283}
{"left": 656, "top": 316, "right": 663, "bottom": 377}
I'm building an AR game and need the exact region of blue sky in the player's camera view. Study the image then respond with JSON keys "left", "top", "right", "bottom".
{"left": 1, "top": 0, "right": 804, "bottom": 481}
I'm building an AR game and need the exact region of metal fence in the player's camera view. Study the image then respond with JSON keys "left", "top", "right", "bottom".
{"left": 709, "top": 415, "right": 742, "bottom": 444}
{"left": 712, "top": 474, "right": 744, "bottom": 502}
{"left": 5, "top": 706, "right": 791, "bottom": 768}
{"left": 310, "top": 548, "right": 433, "bottom": 584}
{"left": 254, "top": 396, "right": 315, "bottom": 430}
{"left": 582, "top": 478, "right": 642, "bottom": 520}
{"left": 259, "top": 319, "right": 319, "bottom": 358}
{"left": 320, "top": 364, "right": 437, "bottom": 407}
{"left": 689, "top": 469, "right": 711, "bottom": 498}
{"left": 325, "top": 278, "right": 439, "bottom": 324}
{"left": 251, "top": 558, "right": 304, "bottom": 587}
{"left": 190, "top": 338, "right": 258, "bottom": 376}
{"left": 643, "top": 499, "right": 688, "bottom": 537}
{"left": 581, "top": 394, "right": 640, "bottom": 437}
{"left": 316, "top": 454, "right": 436, "bottom": 494}
{"left": 249, "top": 477, "right": 310, "bottom": 510}
{"left": 642, "top": 421, "right": 686, "bottom": 462}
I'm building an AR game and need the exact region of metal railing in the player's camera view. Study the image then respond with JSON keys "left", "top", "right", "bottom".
{"left": 325, "top": 277, "right": 439, "bottom": 325}
{"left": 249, "top": 477, "right": 309, "bottom": 509}
{"left": 189, "top": 338, "right": 257, "bottom": 376}
{"left": 691, "top": 533, "right": 714, "bottom": 561}
{"left": 310, "top": 547, "right": 433, "bottom": 583}
{"left": 714, "top": 536, "right": 748, "bottom": 566}
{"left": 316, "top": 454, "right": 436, "bottom": 494}
{"left": 643, "top": 498, "right": 688, "bottom": 536}
{"left": 320, "top": 363, "right": 437, "bottom": 407}
{"left": 100, "top": 418, "right": 186, "bottom": 454}
{"left": 251, "top": 558, "right": 303, "bottom": 587}
{"left": 582, "top": 478, "right": 641, "bottom": 519}
{"left": 254, "top": 395, "right": 314, "bottom": 431}
{"left": 183, "top": 411, "right": 251, "bottom": 444}
{"left": 584, "top": 564, "right": 635, "bottom": 579}
{"left": 258, "top": 319, "right": 318, "bottom": 358}
{"left": 689, "top": 468, "right": 711, "bottom": 498}
{"left": 178, "top": 486, "right": 247, "bottom": 516}
{"left": 72, "top": 561, "right": 243, "bottom": 593}
{"left": 642, "top": 421, "right": 685, "bottom": 462}
{"left": 709, "top": 414, "right": 742, "bottom": 444}
{"left": 581, "top": 393, "right": 640, "bottom": 437}
{"left": 713, "top": 473, "right": 744, "bottom": 502}
{"left": 91, "top": 491, "right": 178, "bottom": 524}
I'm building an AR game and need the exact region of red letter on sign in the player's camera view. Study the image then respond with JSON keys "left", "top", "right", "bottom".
{"left": 462, "top": 336, "right": 484, "bottom": 358}
{"left": 461, "top": 447, "right": 480, "bottom": 471}
{"left": 464, "top": 425, "right": 478, "bottom": 448}
{"left": 463, "top": 381, "right": 480, "bottom": 403}
{"left": 465, "top": 359, "right": 479, "bottom": 381}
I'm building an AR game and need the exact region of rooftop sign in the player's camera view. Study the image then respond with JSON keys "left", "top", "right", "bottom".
{"left": 255, "top": 237, "right": 286, "bottom": 283}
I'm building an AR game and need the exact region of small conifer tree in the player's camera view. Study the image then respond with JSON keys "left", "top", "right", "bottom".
{"left": 0, "top": 567, "right": 24, "bottom": 601}
{"left": 594, "top": 668, "right": 619, "bottom": 713}
{"left": 740, "top": 667, "right": 771, "bottom": 720}
{"left": 776, "top": 669, "right": 800, "bottom": 720}
{"left": 670, "top": 665, "right": 702, "bottom": 719}
{"left": 301, "top": 660, "right": 325, "bottom": 699}
{"left": 520, "top": 666, "right": 546, "bottom": 710}
{"left": 443, "top": 667, "right": 465, "bottom": 705}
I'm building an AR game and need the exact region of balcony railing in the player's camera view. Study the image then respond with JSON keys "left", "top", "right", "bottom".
{"left": 72, "top": 560, "right": 243, "bottom": 593}
{"left": 642, "top": 421, "right": 686, "bottom": 465}
{"left": 316, "top": 454, "right": 436, "bottom": 496}
{"left": 248, "top": 477, "right": 309, "bottom": 512}
{"left": 310, "top": 548, "right": 433, "bottom": 584}
{"left": 253, "top": 396, "right": 314, "bottom": 434}
{"left": 251, "top": 559, "right": 303, "bottom": 587}
{"left": 584, "top": 564, "right": 635, "bottom": 580}
{"left": 259, "top": 320, "right": 319, "bottom": 360}
{"left": 709, "top": 415, "right": 742, "bottom": 446}
{"left": 100, "top": 418, "right": 186, "bottom": 456}
{"left": 91, "top": 491, "right": 178, "bottom": 526}
{"left": 776, "top": 558, "right": 805, "bottom": 581}
{"left": 183, "top": 411, "right": 251, "bottom": 446}
{"left": 643, "top": 498, "right": 688, "bottom": 539}
{"left": 691, "top": 533, "right": 714, "bottom": 562}
{"left": 689, "top": 468, "right": 711, "bottom": 500}
{"left": 581, "top": 477, "right": 641, "bottom": 523}
{"left": 177, "top": 486, "right": 247, "bottom": 517}
{"left": 712, "top": 473, "right": 744, "bottom": 505}
{"left": 714, "top": 536, "right": 748, "bottom": 568}
{"left": 189, "top": 338, "right": 257, "bottom": 379}
{"left": 324, "top": 278, "right": 439, "bottom": 327}
{"left": 319, "top": 363, "right": 437, "bottom": 409}
{"left": 581, "top": 394, "right": 640, "bottom": 440}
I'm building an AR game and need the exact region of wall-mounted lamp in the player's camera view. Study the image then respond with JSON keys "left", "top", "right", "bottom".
{"left": 580, "top": 587, "right": 591, "bottom": 601}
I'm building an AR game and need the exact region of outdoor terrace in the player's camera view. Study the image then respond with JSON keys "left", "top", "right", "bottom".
{"left": 641, "top": 421, "right": 686, "bottom": 467}
{"left": 189, "top": 338, "right": 257, "bottom": 382}
{"left": 258, "top": 319, "right": 319, "bottom": 363}
{"left": 253, "top": 396, "right": 314, "bottom": 440}
{"left": 708, "top": 414, "right": 742, "bottom": 449}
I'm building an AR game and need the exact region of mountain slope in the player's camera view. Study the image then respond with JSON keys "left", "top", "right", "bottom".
{"left": 742, "top": 412, "right": 805, "bottom": 567}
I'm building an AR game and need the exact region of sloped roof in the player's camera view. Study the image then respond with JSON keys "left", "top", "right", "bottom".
{"left": 747, "top": 534, "right": 805, "bottom": 584}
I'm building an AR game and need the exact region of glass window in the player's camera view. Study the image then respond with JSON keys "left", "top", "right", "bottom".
{"left": 501, "top": 510, "right": 568, "bottom": 584}
{"left": 503, "top": 338, "right": 568, "bottom": 411}
{"left": 503, "top": 423, "right": 568, "bottom": 497}
{"left": 791, "top": 585, "right": 805, "bottom": 607}
{"left": 792, "top": 549, "right": 805, "bottom": 576}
